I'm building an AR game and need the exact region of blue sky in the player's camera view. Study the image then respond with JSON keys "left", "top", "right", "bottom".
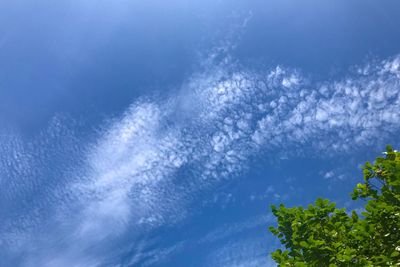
{"left": 1, "top": 1, "right": 400, "bottom": 266}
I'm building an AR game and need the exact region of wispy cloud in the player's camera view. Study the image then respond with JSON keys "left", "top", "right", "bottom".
{"left": 205, "top": 235, "right": 276, "bottom": 267}
{"left": 1, "top": 54, "right": 400, "bottom": 266}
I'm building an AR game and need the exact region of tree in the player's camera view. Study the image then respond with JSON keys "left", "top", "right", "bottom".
{"left": 269, "top": 146, "right": 400, "bottom": 266}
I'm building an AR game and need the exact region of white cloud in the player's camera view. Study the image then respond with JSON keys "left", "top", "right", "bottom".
{"left": 193, "top": 215, "right": 277, "bottom": 267}
{"left": 1, "top": 55, "right": 400, "bottom": 266}
{"left": 205, "top": 235, "right": 276, "bottom": 267}
{"left": 324, "top": 171, "right": 334, "bottom": 179}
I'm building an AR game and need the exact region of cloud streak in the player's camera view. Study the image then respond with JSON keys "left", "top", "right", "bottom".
{"left": 1, "top": 55, "right": 400, "bottom": 266}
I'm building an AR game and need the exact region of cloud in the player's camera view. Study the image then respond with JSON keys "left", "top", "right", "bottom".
{"left": 205, "top": 235, "right": 276, "bottom": 267}
{"left": 1, "top": 55, "right": 400, "bottom": 266}
{"left": 193, "top": 215, "right": 276, "bottom": 267}
{"left": 199, "top": 214, "right": 274, "bottom": 245}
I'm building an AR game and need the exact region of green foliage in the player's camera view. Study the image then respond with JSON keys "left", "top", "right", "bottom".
{"left": 269, "top": 146, "right": 400, "bottom": 266}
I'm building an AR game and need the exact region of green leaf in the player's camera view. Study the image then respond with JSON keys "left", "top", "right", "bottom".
{"left": 268, "top": 147, "right": 400, "bottom": 266}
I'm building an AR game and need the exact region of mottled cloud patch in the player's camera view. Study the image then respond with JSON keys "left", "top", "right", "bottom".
{"left": 1, "top": 55, "right": 400, "bottom": 266}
